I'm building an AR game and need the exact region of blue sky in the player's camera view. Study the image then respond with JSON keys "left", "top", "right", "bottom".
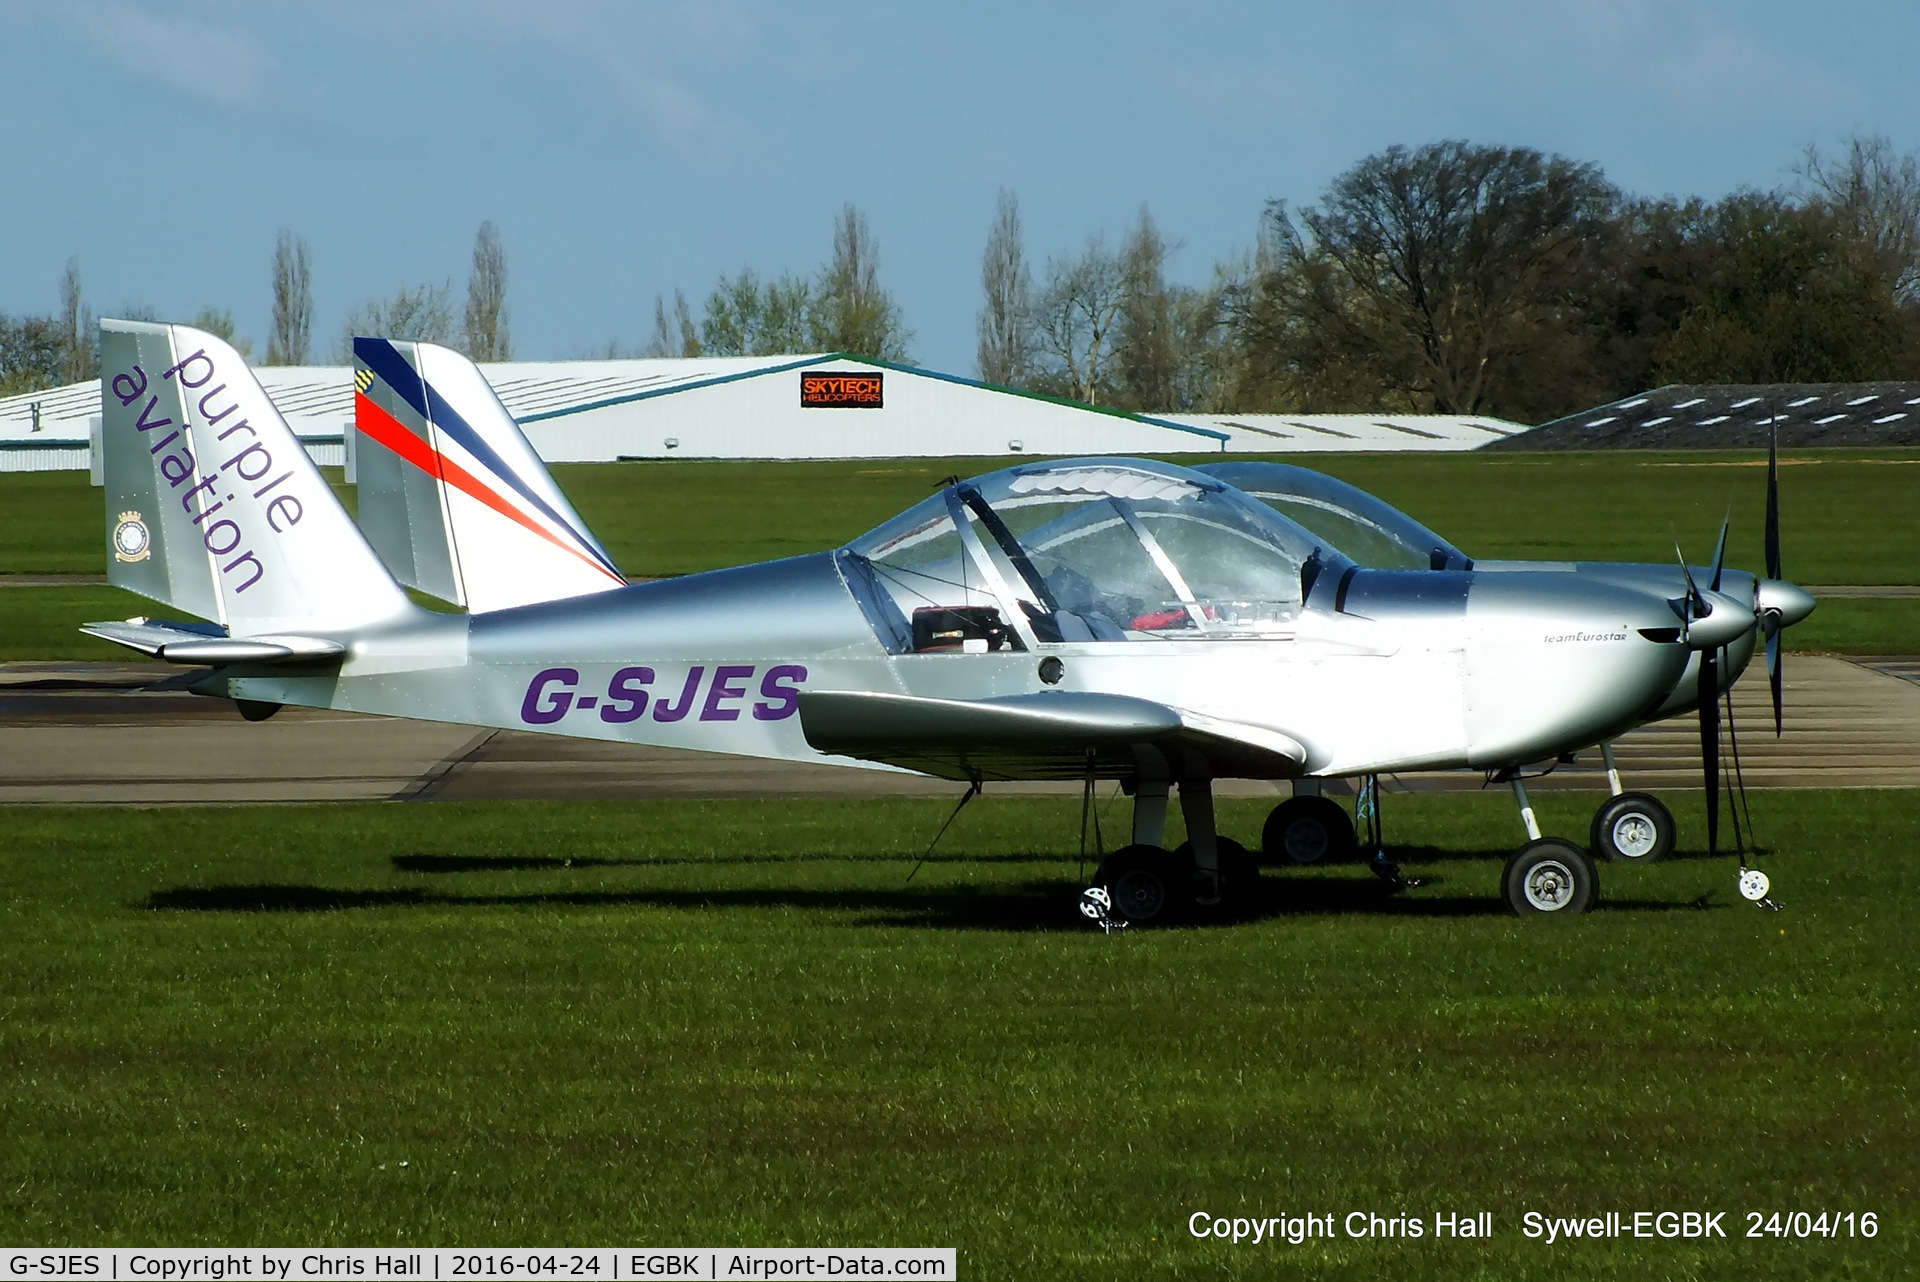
{"left": 5, "top": 1, "right": 1918, "bottom": 372}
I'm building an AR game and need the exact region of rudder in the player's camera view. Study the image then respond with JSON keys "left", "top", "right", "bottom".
{"left": 351, "top": 337, "right": 626, "bottom": 614}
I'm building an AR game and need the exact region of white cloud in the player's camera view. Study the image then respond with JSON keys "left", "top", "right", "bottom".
{"left": 70, "top": 2, "right": 279, "bottom": 110}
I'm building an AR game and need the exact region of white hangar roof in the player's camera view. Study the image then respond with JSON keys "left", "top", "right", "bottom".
{"left": 0, "top": 352, "right": 1523, "bottom": 472}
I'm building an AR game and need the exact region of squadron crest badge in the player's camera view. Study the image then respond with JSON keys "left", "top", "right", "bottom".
{"left": 111, "top": 511, "right": 151, "bottom": 563}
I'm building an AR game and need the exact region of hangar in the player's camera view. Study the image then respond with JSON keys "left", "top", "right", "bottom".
{"left": 0, "top": 350, "right": 1522, "bottom": 474}
{"left": 1490, "top": 380, "right": 1920, "bottom": 449}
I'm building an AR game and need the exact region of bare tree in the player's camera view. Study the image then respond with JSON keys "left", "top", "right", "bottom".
{"left": 338, "top": 281, "right": 454, "bottom": 361}
{"left": 1166, "top": 262, "right": 1243, "bottom": 413}
{"left": 1800, "top": 134, "right": 1920, "bottom": 304}
{"left": 463, "top": 221, "right": 512, "bottom": 361}
{"left": 57, "top": 258, "right": 95, "bottom": 383}
{"left": 267, "top": 230, "right": 313, "bottom": 365}
{"left": 1116, "top": 207, "right": 1180, "bottom": 410}
{"left": 1032, "top": 235, "right": 1126, "bottom": 405}
{"left": 644, "top": 290, "right": 703, "bottom": 357}
{"left": 809, "top": 204, "right": 911, "bottom": 361}
{"left": 976, "top": 189, "right": 1033, "bottom": 386}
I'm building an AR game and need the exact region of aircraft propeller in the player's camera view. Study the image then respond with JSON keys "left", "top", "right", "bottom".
{"left": 1676, "top": 415, "right": 1808, "bottom": 896}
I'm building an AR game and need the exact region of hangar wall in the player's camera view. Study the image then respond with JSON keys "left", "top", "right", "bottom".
{"left": 515, "top": 358, "right": 1228, "bottom": 461}
{"left": 0, "top": 350, "right": 1521, "bottom": 473}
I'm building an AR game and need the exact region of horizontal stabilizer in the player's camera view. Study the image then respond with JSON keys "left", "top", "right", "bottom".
{"left": 798, "top": 689, "right": 1307, "bottom": 781}
{"left": 81, "top": 618, "right": 346, "bottom": 665}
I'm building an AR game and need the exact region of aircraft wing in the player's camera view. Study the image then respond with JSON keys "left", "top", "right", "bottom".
{"left": 797, "top": 689, "right": 1308, "bottom": 782}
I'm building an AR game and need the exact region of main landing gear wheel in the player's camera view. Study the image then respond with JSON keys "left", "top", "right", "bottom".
{"left": 1261, "top": 796, "right": 1358, "bottom": 865}
{"left": 1174, "top": 837, "right": 1259, "bottom": 905}
{"left": 1502, "top": 839, "right": 1599, "bottom": 916}
{"left": 1589, "top": 792, "right": 1675, "bottom": 863}
{"left": 1098, "top": 844, "right": 1191, "bottom": 925}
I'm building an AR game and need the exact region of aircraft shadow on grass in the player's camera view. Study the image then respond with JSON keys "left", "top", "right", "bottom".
{"left": 141, "top": 851, "right": 1723, "bottom": 928}
{"left": 386, "top": 851, "right": 1060, "bottom": 874}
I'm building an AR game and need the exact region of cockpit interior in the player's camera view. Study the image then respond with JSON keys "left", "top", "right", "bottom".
{"left": 838, "top": 459, "right": 1375, "bottom": 653}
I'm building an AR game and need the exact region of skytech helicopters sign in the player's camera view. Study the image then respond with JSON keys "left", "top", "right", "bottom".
{"left": 800, "top": 370, "right": 883, "bottom": 408}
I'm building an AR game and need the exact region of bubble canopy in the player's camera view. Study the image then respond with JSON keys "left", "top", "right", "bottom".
{"left": 840, "top": 458, "right": 1351, "bottom": 650}
{"left": 1197, "top": 461, "right": 1470, "bottom": 571}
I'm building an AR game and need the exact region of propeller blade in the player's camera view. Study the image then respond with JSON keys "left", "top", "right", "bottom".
{"left": 1767, "top": 625, "right": 1784, "bottom": 737}
{"left": 1764, "top": 412, "right": 1785, "bottom": 735}
{"left": 1699, "top": 646, "right": 1721, "bottom": 858}
{"left": 1674, "top": 541, "right": 1704, "bottom": 642}
{"left": 1709, "top": 513, "right": 1730, "bottom": 592}
{"left": 1765, "top": 415, "right": 1782, "bottom": 582}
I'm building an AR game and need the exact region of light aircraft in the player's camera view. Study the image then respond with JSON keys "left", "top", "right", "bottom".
{"left": 83, "top": 321, "right": 1816, "bottom": 925}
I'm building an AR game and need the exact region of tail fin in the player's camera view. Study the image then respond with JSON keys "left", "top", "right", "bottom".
{"left": 100, "top": 321, "right": 412, "bottom": 635}
{"left": 351, "top": 337, "right": 626, "bottom": 613}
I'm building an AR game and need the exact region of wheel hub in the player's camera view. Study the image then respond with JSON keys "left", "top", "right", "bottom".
{"left": 1611, "top": 813, "right": 1657, "bottom": 858}
{"left": 1111, "top": 870, "right": 1165, "bottom": 919}
{"left": 1284, "top": 819, "right": 1328, "bottom": 863}
{"left": 1524, "top": 859, "right": 1576, "bottom": 911}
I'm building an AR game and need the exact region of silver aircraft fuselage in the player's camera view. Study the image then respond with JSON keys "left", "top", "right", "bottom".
{"left": 219, "top": 550, "right": 1697, "bottom": 782}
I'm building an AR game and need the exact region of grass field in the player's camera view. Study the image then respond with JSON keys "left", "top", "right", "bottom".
{"left": 3, "top": 450, "right": 1917, "bottom": 660}
{"left": 1, "top": 792, "right": 1912, "bottom": 1275}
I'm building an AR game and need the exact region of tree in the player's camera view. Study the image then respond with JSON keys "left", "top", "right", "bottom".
{"left": 1639, "top": 192, "right": 1920, "bottom": 384}
{"left": 809, "top": 204, "right": 911, "bottom": 361}
{"left": 699, "top": 270, "right": 814, "bottom": 356}
{"left": 1163, "top": 260, "right": 1244, "bottom": 413}
{"left": 190, "top": 307, "right": 251, "bottom": 358}
{"left": 1799, "top": 134, "right": 1920, "bottom": 306}
{"left": 57, "top": 258, "right": 95, "bottom": 384}
{"left": 463, "top": 221, "right": 512, "bottom": 361}
{"left": 1031, "top": 235, "right": 1126, "bottom": 404}
{"left": 338, "top": 281, "right": 454, "bottom": 361}
{"left": 1245, "top": 142, "right": 1617, "bottom": 417}
{"left": 267, "top": 231, "right": 313, "bottom": 365}
{"left": 1116, "top": 207, "right": 1180, "bottom": 410}
{"left": 643, "top": 290, "right": 703, "bottom": 357}
{"left": 976, "top": 189, "right": 1033, "bottom": 386}
{"left": 0, "top": 314, "right": 62, "bottom": 397}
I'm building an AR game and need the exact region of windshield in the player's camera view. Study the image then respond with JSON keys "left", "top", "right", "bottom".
{"left": 844, "top": 458, "right": 1341, "bottom": 647}
{"left": 1196, "top": 461, "right": 1470, "bottom": 571}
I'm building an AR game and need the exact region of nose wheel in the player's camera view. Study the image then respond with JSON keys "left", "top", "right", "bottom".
{"left": 1503, "top": 839, "right": 1599, "bottom": 915}
{"left": 1590, "top": 792, "right": 1676, "bottom": 862}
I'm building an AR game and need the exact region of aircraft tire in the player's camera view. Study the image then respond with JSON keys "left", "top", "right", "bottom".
{"left": 1099, "top": 844, "right": 1189, "bottom": 924}
{"left": 1261, "top": 796, "right": 1358, "bottom": 866}
{"left": 1175, "top": 836, "right": 1259, "bottom": 905}
{"left": 1589, "top": 792, "right": 1675, "bottom": 863}
{"left": 1502, "top": 839, "right": 1599, "bottom": 916}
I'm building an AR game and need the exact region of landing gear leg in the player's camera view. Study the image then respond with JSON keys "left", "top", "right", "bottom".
{"left": 1600, "top": 741, "right": 1624, "bottom": 797}
{"left": 1510, "top": 775, "right": 1543, "bottom": 841}
{"left": 1180, "top": 779, "right": 1221, "bottom": 905}
{"left": 1133, "top": 779, "right": 1169, "bottom": 847}
{"left": 1173, "top": 779, "right": 1258, "bottom": 911}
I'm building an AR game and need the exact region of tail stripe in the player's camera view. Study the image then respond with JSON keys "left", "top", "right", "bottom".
{"left": 355, "top": 338, "right": 618, "bottom": 575}
{"left": 354, "top": 391, "right": 623, "bottom": 585}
